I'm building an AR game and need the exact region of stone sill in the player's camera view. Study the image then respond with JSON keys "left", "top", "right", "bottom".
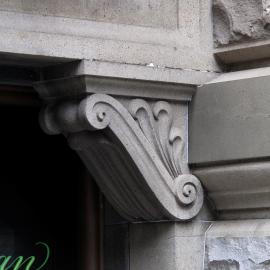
{"left": 214, "top": 40, "right": 270, "bottom": 64}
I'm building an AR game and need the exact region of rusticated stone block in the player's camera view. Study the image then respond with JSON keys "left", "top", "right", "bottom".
{"left": 213, "top": 0, "right": 270, "bottom": 46}
{"left": 206, "top": 237, "right": 270, "bottom": 269}
{"left": 205, "top": 220, "right": 270, "bottom": 270}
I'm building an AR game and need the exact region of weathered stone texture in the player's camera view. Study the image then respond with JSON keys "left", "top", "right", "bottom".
{"left": 0, "top": 0, "right": 220, "bottom": 73}
{"left": 0, "top": 0, "right": 178, "bottom": 29}
{"left": 205, "top": 220, "right": 270, "bottom": 270}
{"left": 130, "top": 222, "right": 211, "bottom": 270}
{"left": 213, "top": 0, "right": 270, "bottom": 46}
{"left": 206, "top": 237, "right": 270, "bottom": 269}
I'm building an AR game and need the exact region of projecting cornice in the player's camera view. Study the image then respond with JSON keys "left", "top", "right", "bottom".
{"left": 190, "top": 69, "right": 270, "bottom": 219}
{"left": 34, "top": 75, "right": 204, "bottom": 222}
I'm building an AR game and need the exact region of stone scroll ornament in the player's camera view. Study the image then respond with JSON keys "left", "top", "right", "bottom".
{"left": 40, "top": 94, "right": 204, "bottom": 221}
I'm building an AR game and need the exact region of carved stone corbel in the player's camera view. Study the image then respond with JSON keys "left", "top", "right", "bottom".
{"left": 36, "top": 76, "right": 204, "bottom": 221}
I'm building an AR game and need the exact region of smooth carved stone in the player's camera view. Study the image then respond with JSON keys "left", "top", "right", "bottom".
{"left": 213, "top": 0, "right": 270, "bottom": 46}
{"left": 40, "top": 94, "right": 204, "bottom": 221}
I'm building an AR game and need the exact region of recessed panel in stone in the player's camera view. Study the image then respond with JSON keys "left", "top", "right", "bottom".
{"left": 0, "top": 0, "right": 178, "bottom": 29}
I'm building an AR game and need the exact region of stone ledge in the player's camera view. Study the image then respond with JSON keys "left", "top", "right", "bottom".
{"left": 215, "top": 40, "right": 270, "bottom": 64}
{"left": 190, "top": 69, "right": 270, "bottom": 219}
{"left": 192, "top": 160, "right": 270, "bottom": 219}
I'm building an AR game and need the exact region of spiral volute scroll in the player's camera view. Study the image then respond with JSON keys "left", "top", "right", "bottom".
{"left": 174, "top": 174, "right": 204, "bottom": 219}
{"left": 78, "top": 96, "right": 112, "bottom": 131}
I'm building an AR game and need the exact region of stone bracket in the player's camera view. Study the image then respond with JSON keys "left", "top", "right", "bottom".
{"left": 37, "top": 85, "right": 204, "bottom": 221}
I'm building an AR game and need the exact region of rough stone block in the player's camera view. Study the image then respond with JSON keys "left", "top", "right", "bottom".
{"left": 213, "top": 0, "right": 270, "bottom": 46}
{"left": 205, "top": 220, "right": 270, "bottom": 270}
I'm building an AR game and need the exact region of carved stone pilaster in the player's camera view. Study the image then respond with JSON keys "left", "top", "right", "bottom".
{"left": 35, "top": 77, "right": 204, "bottom": 221}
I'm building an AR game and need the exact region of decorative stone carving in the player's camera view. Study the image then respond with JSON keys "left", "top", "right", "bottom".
{"left": 40, "top": 93, "right": 204, "bottom": 221}
{"left": 213, "top": 0, "right": 270, "bottom": 47}
{"left": 129, "top": 99, "right": 189, "bottom": 178}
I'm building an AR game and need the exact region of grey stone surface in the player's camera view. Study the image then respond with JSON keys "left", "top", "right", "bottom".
{"left": 213, "top": 0, "right": 270, "bottom": 47}
{"left": 35, "top": 74, "right": 197, "bottom": 102}
{"left": 4, "top": 1, "right": 270, "bottom": 269}
{"left": 205, "top": 220, "right": 270, "bottom": 270}
{"left": 130, "top": 221, "right": 212, "bottom": 270}
{"left": 214, "top": 39, "right": 270, "bottom": 64}
{"left": 189, "top": 70, "right": 270, "bottom": 219}
{"left": 0, "top": 0, "right": 178, "bottom": 29}
{"left": 130, "top": 223, "right": 176, "bottom": 270}
{"left": 189, "top": 69, "right": 270, "bottom": 164}
{"left": 0, "top": 4, "right": 220, "bottom": 73}
{"left": 41, "top": 60, "right": 218, "bottom": 86}
{"left": 193, "top": 160, "right": 270, "bottom": 219}
{"left": 175, "top": 222, "right": 212, "bottom": 270}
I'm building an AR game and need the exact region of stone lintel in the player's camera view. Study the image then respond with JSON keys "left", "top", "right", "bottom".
{"left": 214, "top": 40, "right": 270, "bottom": 64}
{"left": 35, "top": 75, "right": 196, "bottom": 102}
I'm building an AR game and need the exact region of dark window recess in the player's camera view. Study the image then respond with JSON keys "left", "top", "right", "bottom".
{"left": 0, "top": 106, "right": 86, "bottom": 270}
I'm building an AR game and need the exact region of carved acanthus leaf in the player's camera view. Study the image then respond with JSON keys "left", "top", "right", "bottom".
{"left": 129, "top": 99, "right": 189, "bottom": 178}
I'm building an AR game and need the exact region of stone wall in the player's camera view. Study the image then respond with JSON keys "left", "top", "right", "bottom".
{"left": 0, "top": 0, "right": 178, "bottom": 29}
{"left": 1, "top": 1, "right": 270, "bottom": 270}
{"left": 0, "top": 0, "right": 219, "bottom": 72}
